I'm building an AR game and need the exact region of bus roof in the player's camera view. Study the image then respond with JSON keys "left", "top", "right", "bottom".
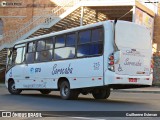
{"left": 15, "top": 20, "right": 108, "bottom": 45}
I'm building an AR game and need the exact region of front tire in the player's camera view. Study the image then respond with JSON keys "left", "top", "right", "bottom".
{"left": 60, "top": 81, "right": 79, "bottom": 100}
{"left": 92, "top": 87, "right": 110, "bottom": 99}
{"left": 8, "top": 81, "right": 22, "bottom": 95}
{"left": 40, "top": 90, "right": 51, "bottom": 95}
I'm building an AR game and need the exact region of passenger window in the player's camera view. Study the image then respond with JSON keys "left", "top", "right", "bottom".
{"left": 26, "top": 42, "right": 36, "bottom": 64}
{"left": 90, "top": 42, "right": 103, "bottom": 55}
{"left": 26, "top": 53, "right": 35, "bottom": 63}
{"left": 55, "top": 35, "right": 65, "bottom": 48}
{"left": 46, "top": 39, "right": 53, "bottom": 50}
{"left": 36, "top": 50, "right": 52, "bottom": 62}
{"left": 77, "top": 44, "right": 90, "bottom": 57}
{"left": 77, "top": 27, "right": 103, "bottom": 57}
{"left": 35, "top": 38, "right": 53, "bottom": 62}
{"left": 66, "top": 33, "right": 76, "bottom": 46}
{"left": 54, "top": 33, "right": 76, "bottom": 60}
{"left": 79, "top": 30, "right": 91, "bottom": 44}
{"left": 28, "top": 42, "right": 35, "bottom": 52}
{"left": 92, "top": 28, "right": 103, "bottom": 42}
{"left": 37, "top": 40, "right": 45, "bottom": 51}
{"left": 77, "top": 42, "right": 103, "bottom": 57}
{"left": 54, "top": 47, "right": 75, "bottom": 60}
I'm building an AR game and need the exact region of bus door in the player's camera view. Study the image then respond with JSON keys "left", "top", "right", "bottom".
{"left": 23, "top": 42, "right": 39, "bottom": 88}
{"left": 11, "top": 44, "right": 26, "bottom": 88}
{"left": 24, "top": 63, "right": 44, "bottom": 89}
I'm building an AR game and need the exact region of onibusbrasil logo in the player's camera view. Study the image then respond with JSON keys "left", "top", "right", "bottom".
{"left": 0, "top": 1, "right": 22, "bottom": 7}
{"left": 1, "top": 1, "right": 7, "bottom": 7}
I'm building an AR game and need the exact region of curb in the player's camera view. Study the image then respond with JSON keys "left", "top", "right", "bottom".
{"left": 112, "top": 87, "right": 160, "bottom": 93}
{"left": 112, "top": 90, "right": 160, "bottom": 93}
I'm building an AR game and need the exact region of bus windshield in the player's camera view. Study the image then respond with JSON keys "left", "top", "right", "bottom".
{"left": 7, "top": 49, "right": 13, "bottom": 69}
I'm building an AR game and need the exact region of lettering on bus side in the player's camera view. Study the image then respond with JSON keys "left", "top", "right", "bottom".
{"left": 30, "top": 68, "right": 41, "bottom": 74}
{"left": 35, "top": 68, "right": 41, "bottom": 73}
{"left": 23, "top": 82, "right": 47, "bottom": 88}
{"left": 52, "top": 64, "right": 73, "bottom": 75}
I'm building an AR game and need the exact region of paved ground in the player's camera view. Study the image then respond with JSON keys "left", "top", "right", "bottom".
{"left": 0, "top": 85, "right": 160, "bottom": 120}
{"left": 115, "top": 86, "right": 160, "bottom": 93}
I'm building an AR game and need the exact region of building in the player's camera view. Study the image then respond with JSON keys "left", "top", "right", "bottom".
{"left": 0, "top": 0, "right": 159, "bottom": 83}
{"left": 0, "top": 0, "right": 56, "bottom": 81}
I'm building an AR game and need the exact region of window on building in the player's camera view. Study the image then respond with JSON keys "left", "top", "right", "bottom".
{"left": 0, "top": 19, "right": 3, "bottom": 36}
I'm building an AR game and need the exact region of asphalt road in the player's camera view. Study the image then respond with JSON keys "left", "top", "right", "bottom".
{"left": 0, "top": 87, "right": 160, "bottom": 120}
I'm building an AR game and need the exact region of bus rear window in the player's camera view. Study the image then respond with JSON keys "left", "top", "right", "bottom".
{"left": 115, "top": 21, "right": 151, "bottom": 49}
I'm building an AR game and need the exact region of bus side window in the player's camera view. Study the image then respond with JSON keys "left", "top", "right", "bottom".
{"left": 13, "top": 46, "right": 26, "bottom": 64}
{"left": 77, "top": 30, "right": 91, "bottom": 57}
{"left": 35, "top": 37, "right": 53, "bottom": 62}
{"left": 77, "top": 28, "right": 103, "bottom": 57}
{"left": 78, "top": 30, "right": 91, "bottom": 44}
{"left": 92, "top": 28, "right": 103, "bottom": 42}
{"left": 37, "top": 40, "right": 45, "bottom": 51}
{"left": 55, "top": 35, "right": 65, "bottom": 48}
{"left": 26, "top": 42, "right": 35, "bottom": 64}
{"left": 54, "top": 33, "right": 76, "bottom": 60}
{"left": 91, "top": 28, "right": 103, "bottom": 54}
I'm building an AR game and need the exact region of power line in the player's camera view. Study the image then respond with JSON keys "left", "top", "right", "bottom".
{"left": 118, "top": 8, "right": 133, "bottom": 20}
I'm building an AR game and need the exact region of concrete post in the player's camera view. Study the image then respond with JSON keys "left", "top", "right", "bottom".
{"left": 80, "top": 6, "right": 84, "bottom": 26}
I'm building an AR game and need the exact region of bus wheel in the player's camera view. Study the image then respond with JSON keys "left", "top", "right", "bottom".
{"left": 92, "top": 87, "right": 110, "bottom": 99}
{"left": 8, "top": 81, "right": 22, "bottom": 95}
{"left": 60, "top": 81, "right": 79, "bottom": 100}
{"left": 39, "top": 90, "right": 51, "bottom": 95}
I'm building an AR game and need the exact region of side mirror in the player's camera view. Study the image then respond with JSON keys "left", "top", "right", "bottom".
{"left": 114, "top": 51, "right": 121, "bottom": 64}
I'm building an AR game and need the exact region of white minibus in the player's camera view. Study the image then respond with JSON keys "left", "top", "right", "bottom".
{"left": 5, "top": 20, "right": 153, "bottom": 100}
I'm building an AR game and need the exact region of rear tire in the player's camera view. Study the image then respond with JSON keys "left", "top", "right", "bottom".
{"left": 8, "top": 81, "right": 22, "bottom": 95}
{"left": 60, "top": 81, "right": 79, "bottom": 100}
{"left": 40, "top": 90, "right": 51, "bottom": 95}
{"left": 92, "top": 87, "right": 110, "bottom": 99}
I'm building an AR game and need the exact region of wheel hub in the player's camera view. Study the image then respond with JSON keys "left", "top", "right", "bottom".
{"left": 62, "top": 85, "right": 69, "bottom": 96}
{"left": 11, "top": 83, "right": 17, "bottom": 91}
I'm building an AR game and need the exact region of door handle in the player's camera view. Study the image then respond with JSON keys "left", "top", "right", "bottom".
{"left": 25, "top": 76, "right": 30, "bottom": 79}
